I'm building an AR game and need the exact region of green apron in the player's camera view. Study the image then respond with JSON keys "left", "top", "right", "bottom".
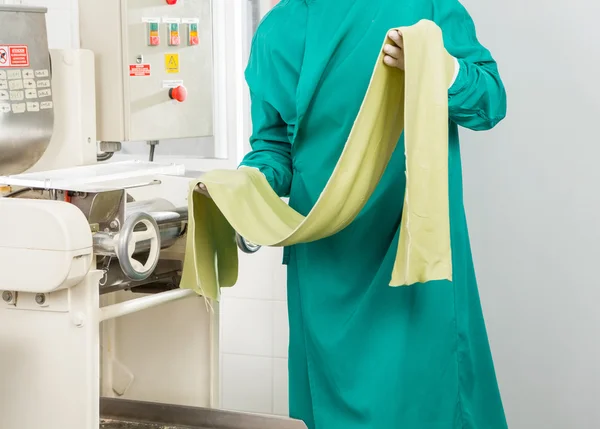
{"left": 241, "top": 1, "right": 508, "bottom": 428}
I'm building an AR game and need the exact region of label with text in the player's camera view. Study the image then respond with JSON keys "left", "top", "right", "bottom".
{"left": 0, "top": 45, "right": 30, "bottom": 68}
{"left": 162, "top": 79, "right": 184, "bottom": 88}
{"left": 7, "top": 70, "right": 21, "bottom": 79}
{"left": 11, "top": 103, "right": 26, "bottom": 114}
{"left": 27, "top": 101, "right": 39, "bottom": 112}
{"left": 129, "top": 64, "right": 151, "bottom": 77}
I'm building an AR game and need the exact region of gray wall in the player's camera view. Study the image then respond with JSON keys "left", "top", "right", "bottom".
{"left": 460, "top": 1, "right": 600, "bottom": 428}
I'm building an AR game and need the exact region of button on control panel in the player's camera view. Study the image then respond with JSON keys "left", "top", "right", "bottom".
{"left": 188, "top": 22, "right": 199, "bottom": 45}
{"left": 168, "top": 23, "right": 181, "bottom": 46}
{"left": 147, "top": 21, "right": 160, "bottom": 46}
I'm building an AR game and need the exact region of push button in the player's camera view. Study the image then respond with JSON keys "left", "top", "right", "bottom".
{"left": 148, "top": 22, "right": 160, "bottom": 46}
{"left": 168, "top": 23, "right": 181, "bottom": 46}
{"left": 188, "top": 23, "right": 199, "bottom": 46}
{"left": 169, "top": 85, "right": 187, "bottom": 102}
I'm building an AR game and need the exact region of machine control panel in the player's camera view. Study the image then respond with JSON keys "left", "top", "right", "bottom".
{"left": 0, "top": 51, "right": 54, "bottom": 116}
{"left": 0, "top": 66, "right": 53, "bottom": 114}
{"left": 79, "top": 0, "right": 214, "bottom": 142}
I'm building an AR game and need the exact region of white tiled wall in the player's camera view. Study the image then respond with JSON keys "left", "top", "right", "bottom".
{"left": 220, "top": 247, "right": 289, "bottom": 416}
{"left": 27, "top": 0, "right": 291, "bottom": 416}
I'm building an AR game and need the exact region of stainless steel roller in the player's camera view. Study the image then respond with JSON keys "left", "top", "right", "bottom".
{"left": 93, "top": 198, "right": 187, "bottom": 257}
{"left": 93, "top": 198, "right": 187, "bottom": 281}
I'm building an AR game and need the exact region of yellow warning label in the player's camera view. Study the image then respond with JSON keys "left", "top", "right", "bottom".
{"left": 164, "top": 53, "right": 179, "bottom": 74}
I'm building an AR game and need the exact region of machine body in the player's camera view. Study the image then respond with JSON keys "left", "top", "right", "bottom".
{"left": 0, "top": 4, "right": 302, "bottom": 429}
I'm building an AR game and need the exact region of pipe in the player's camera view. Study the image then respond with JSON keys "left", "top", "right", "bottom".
{"left": 147, "top": 140, "right": 159, "bottom": 162}
{"left": 98, "top": 288, "right": 196, "bottom": 322}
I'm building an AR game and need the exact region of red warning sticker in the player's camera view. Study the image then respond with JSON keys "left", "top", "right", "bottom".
{"left": 129, "top": 64, "right": 151, "bottom": 77}
{"left": 0, "top": 45, "right": 30, "bottom": 68}
{"left": 0, "top": 48, "right": 7, "bottom": 66}
{"left": 9, "top": 46, "right": 29, "bottom": 67}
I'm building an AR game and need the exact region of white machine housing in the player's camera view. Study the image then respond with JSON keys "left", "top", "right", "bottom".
{"left": 0, "top": 198, "right": 93, "bottom": 293}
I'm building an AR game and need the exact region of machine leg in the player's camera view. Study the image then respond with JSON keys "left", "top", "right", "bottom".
{"left": 0, "top": 271, "right": 103, "bottom": 429}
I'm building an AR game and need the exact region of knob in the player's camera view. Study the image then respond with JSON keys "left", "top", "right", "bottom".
{"left": 169, "top": 86, "right": 187, "bottom": 102}
{"left": 166, "top": 0, "right": 177, "bottom": 4}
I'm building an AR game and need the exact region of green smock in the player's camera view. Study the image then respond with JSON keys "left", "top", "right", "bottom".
{"left": 240, "top": 1, "right": 508, "bottom": 428}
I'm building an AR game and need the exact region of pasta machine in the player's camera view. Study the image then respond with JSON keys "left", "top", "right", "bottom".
{"left": 0, "top": 4, "right": 301, "bottom": 429}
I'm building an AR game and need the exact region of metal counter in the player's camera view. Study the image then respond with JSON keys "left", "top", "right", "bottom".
{"left": 100, "top": 398, "right": 307, "bottom": 429}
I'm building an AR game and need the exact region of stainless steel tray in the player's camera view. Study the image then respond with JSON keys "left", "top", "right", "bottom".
{"left": 100, "top": 398, "right": 307, "bottom": 429}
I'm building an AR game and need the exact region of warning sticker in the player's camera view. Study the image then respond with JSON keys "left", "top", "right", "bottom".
{"left": 129, "top": 64, "right": 151, "bottom": 77}
{"left": 164, "top": 53, "right": 179, "bottom": 74}
{"left": 9, "top": 46, "right": 29, "bottom": 67}
{"left": 162, "top": 79, "right": 183, "bottom": 89}
{"left": 0, "top": 45, "right": 30, "bottom": 68}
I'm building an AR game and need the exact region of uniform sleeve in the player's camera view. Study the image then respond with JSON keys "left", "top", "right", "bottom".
{"left": 433, "top": 0, "right": 507, "bottom": 131}
{"left": 240, "top": 94, "right": 293, "bottom": 197}
{"left": 237, "top": 3, "right": 306, "bottom": 198}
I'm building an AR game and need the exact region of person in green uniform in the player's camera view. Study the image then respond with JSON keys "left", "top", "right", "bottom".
{"left": 237, "top": 0, "right": 508, "bottom": 428}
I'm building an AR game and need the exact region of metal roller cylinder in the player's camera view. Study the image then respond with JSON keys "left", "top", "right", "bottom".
{"left": 127, "top": 198, "right": 187, "bottom": 250}
{"left": 93, "top": 198, "right": 187, "bottom": 257}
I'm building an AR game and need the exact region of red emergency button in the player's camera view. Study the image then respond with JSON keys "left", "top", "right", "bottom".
{"left": 169, "top": 85, "right": 187, "bottom": 102}
{"left": 166, "top": 0, "right": 177, "bottom": 4}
